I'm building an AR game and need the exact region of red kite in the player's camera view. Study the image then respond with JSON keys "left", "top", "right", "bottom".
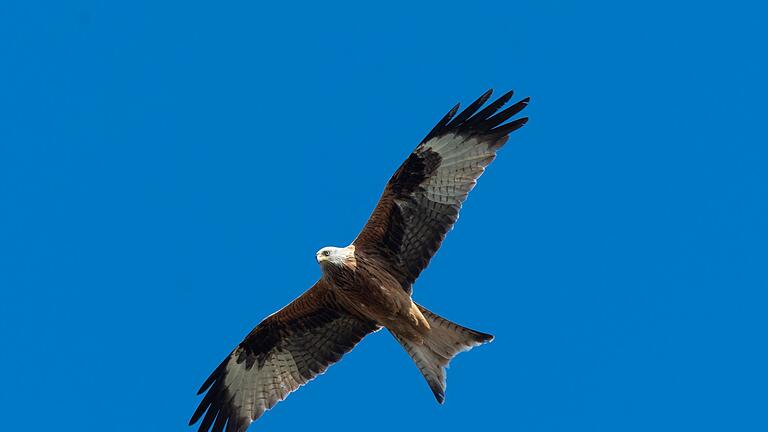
{"left": 190, "top": 89, "right": 529, "bottom": 432}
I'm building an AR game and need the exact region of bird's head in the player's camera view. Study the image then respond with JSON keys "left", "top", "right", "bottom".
{"left": 316, "top": 245, "right": 356, "bottom": 270}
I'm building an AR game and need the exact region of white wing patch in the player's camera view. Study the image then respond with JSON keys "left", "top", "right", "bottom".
{"left": 417, "top": 134, "right": 500, "bottom": 205}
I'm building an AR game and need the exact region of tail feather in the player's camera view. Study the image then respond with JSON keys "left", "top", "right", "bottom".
{"left": 393, "top": 304, "right": 493, "bottom": 403}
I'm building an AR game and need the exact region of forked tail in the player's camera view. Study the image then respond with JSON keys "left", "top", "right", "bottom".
{"left": 392, "top": 303, "right": 493, "bottom": 403}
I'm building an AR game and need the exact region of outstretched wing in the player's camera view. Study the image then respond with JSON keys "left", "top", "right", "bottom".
{"left": 189, "top": 282, "right": 378, "bottom": 432}
{"left": 354, "top": 89, "right": 529, "bottom": 292}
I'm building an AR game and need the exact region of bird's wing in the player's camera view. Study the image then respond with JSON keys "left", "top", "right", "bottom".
{"left": 189, "top": 282, "right": 378, "bottom": 432}
{"left": 353, "top": 89, "right": 529, "bottom": 292}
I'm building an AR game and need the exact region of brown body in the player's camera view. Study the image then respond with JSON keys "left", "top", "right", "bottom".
{"left": 190, "top": 89, "right": 530, "bottom": 432}
{"left": 322, "top": 246, "right": 431, "bottom": 341}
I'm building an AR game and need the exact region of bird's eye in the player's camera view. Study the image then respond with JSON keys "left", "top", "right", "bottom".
{"left": 323, "top": 250, "right": 331, "bottom": 257}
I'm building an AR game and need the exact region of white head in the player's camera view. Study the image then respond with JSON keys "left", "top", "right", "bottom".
{"left": 316, "top": 245, "right": 356, "bottom": 269}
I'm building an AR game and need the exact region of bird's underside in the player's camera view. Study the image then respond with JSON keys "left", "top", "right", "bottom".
{"left": 190, "top": 89, "right": 529, "bottom": 432}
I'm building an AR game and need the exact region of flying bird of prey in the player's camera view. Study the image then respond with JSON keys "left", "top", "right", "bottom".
{"left": 190, "top": 89, "right": 530, "bottom": 432}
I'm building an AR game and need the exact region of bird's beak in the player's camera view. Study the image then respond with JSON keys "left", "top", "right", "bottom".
{"left": 316, "top": 254, "right": 325, "bottom": 264}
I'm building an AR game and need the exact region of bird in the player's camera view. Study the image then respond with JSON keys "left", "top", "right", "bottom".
{"left": 189, "top": 89, "right": 530, "bottom": 432}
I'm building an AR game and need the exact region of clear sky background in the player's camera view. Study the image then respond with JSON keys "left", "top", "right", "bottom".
{"left": 1, "top": 1, "right": 766, "bottom": 431}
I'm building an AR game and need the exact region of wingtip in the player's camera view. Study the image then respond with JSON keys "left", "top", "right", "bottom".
{"left": 420, "top": 90, "right": 528, "bottom": 143}
{"left": 189, "top": 398, "right": 210, "bottom": 426}
{"left": 514, "top": 116, "right": 530, "bottom": 130}
{"left": 449, "top": 102, "right": 461, "bottom": 115}
{"left": 497, "top": 89, "right": 515, "bottom": 105}
{"left": 478, "top": 89, "right": 494, "bottom": 107}
{"left": 188, "top": 410, "right": 202, "bottom": 427}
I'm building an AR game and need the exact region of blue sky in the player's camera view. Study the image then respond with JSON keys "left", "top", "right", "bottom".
{"left": 1, "top": 1, "right": 766, "bottom": 431}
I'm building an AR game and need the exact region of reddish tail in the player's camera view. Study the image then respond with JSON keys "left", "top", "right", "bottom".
{"left": 392, "top": 303, "right": 493, "bottom": 403}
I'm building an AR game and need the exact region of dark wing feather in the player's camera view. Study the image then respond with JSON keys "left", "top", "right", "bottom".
{"left": 190, "top": 282, "right": 378, "bottom": 432}
{"left": 354, "top": 89, "right": 529, "bottom": 292}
